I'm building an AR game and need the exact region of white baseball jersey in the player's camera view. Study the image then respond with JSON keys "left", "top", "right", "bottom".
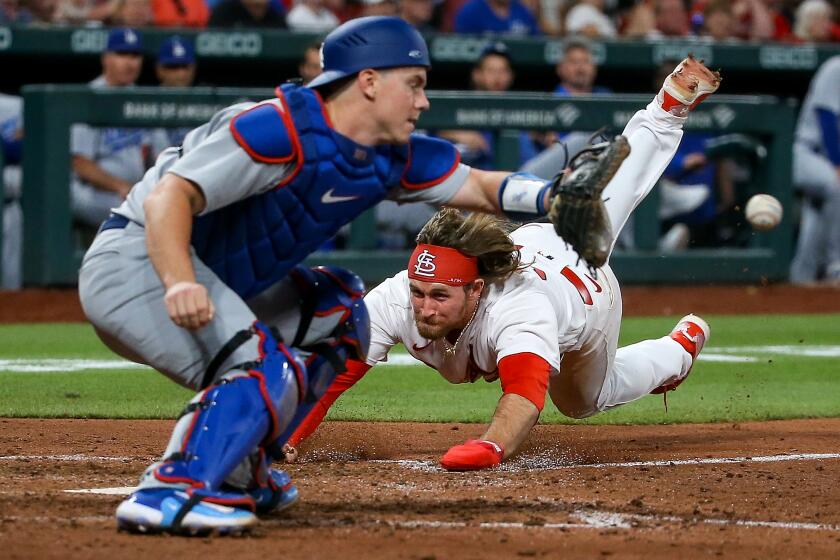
{"left": 364, "top": 222, "right": 620, "bottom": 384}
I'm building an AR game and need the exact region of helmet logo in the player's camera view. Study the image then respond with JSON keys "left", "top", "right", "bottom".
{"left": 319, "top": 43, "right": 325, "bottom": 70}
{"left": 413, "top": 250, "right": 437, "bottom": 277}
{"left": 408, "top": 50, "right": 422, "bottom": 59}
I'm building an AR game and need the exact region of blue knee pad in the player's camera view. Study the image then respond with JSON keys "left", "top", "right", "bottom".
{"left": 289, "top": 265, "right": 370, "bottom": 363}
{"left": 153, "top": 322, "right": 303, "bottom": 497}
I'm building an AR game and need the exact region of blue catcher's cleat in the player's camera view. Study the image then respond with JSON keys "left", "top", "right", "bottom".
{"left": 116, "top": 488, "right": 257, "bottom": 536}
{"left": 249, "top": 469, "right": 299, "bottom": 514}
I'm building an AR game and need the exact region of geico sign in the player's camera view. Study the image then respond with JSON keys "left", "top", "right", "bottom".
{"left": 0, "top": 27, "right": 11, "bottom": 50}
{"left": 196, "top": 33, "right": 262, "bottom": 57}
{"left": 759, "top": 46, "right": 817, "bottom": 69}
{"left": 431, "top": 37, "right": 491, "bottom": 61}
{"left": 71, "top": 29, "right": 108, "bottom": 53}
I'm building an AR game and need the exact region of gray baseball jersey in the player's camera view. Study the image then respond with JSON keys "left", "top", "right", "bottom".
{"left": 790, "top": 56, "right": 840, "bottom": 283}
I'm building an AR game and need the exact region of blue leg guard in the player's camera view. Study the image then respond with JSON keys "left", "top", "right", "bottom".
{"left": 270, "top": 265, "right": 370, "bottom": 452}
{"left": 138, "top": 322, "right": 304, "bottom": 523}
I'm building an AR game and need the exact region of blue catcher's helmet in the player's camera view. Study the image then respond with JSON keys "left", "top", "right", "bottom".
{"left": 307, "top": 16, "right": 431, "bottom": 89}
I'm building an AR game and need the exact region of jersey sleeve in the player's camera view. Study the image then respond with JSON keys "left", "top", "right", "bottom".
{"left": 167, "top": 109, "right": 294, "bottom": 214}
{"left": 811, "top": 58, "right": 840, "bottom": 115}
{"left": 498, "top": 353, "right": 551, "bottom": 410}
{"left": 70, "top": 123, "right": 97, "bottom": 159}
{"left": 362, "top": 272, "right": 411, "bottom": 365}
{"left": 389, "top": 135, "right": 471, "bottom": 205}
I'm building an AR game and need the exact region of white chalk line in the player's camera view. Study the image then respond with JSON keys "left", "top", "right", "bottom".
{"left": 4, "top": 344, "right": 840, "bottom": 372}
{"left": 0, "top": 454, "right": 146, "bottom": 462}
{"left": 6, "top": 451, "right": 838, "bottom": 474}
{"left": 65, "top": 487, "right": 135, "bottom": 495}
{"left": 4, "top": 451, "right": 836, "bottom": 471}
{"left": 4, "top": 509, "right": 838, "bottom": 534}
{"left": 370, "top": 452, "right": 840, "bottom": 473}
{"left": 60, "top": 452, "right": 840, "bottom": 498}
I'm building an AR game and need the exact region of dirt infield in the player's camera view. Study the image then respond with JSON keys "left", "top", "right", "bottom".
{"left": 1, "top": 418, "right": 839, "bottom": 559}
{"left": 3, "top": 283, "right": 840, "bottom": 322}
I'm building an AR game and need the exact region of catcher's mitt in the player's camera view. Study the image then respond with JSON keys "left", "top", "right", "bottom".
{"left": 547, "top": 135, "right": 631, "bottom": 269}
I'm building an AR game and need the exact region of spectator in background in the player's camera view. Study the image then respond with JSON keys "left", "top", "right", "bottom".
{"left": 790, "top": 55, "right": 840, "bottom": 284}
{"left": 0, "top": 93, "right": 23, "bottom": 289}
{"left": 18, "top": 0, "right": 58, "bottom": 23}
{"left": 454, "top": 0, "right": 540, "bottom": 35}
{"left": 110, "top": 0, "right": 152, "bottom": 26}
{"left": 286, "top": 0, "right": 338, "bottom": 31}
{"left": 150, "top": 36, "right": 197, "bottom": 157}
{"left": 564, "top": 0, "right": 617, "bottom": 38}
{"left": 553, "top": 36, "right": 609, "bottom": 95}
{"left": 399, "top": 0, "right": 435, "bottom": 32}
{"left": 720, "top": 0, "right": 776, "bottom": 41}
{"left": 54, "top": 0, "right": 119, "bottom": 24}
{"left": 698, "top": 0, "right": 736, "bottom": 40}
{"left": 209, "top": 0, "right": 287, "bottom": 27}
{"left": 0, "top": 0, "right": 27, "bottom": 23}
{"left": 655, "top": 0, "right": 691, "bottom": 36}
{"left": 361, "top": 0, "right": 398, "bottom": 17}
{"left": 623, "top": 0, "right": 691, "bottom": 38}
{"left": 151, "top": 0, "right": 209, "bottom": 27}
{"left": 70, "top": 28, "right": 152, "bottom": 228}
{"left": 298, "top": 42, "right": 322, "bottom": 83}
{"left": 54, "top": 0, "right": 95, "bottom": 22}
{"left": 521, "top": 38, "right": 614, "bottom": 220}
{"left": 793, "top": 0, "right": 837, "bottom": 43}
{"left": 540, "top": 37, "right": 611, "bottom": 166}
{"left": 437, "top": 43, "right": 540, "bottom": 169}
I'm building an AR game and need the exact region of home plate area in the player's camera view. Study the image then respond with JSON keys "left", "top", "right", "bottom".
{"left": 1, "top": 418, "right": 839, "bottom": 559}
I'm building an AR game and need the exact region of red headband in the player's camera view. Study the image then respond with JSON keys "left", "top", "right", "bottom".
{"left": 407, "top": 244, "right": 479, "bottom": 286}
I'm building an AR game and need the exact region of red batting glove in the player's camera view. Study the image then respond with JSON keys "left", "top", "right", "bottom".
{"left": 440, "top": 439, "right": 504, "bottom": 471}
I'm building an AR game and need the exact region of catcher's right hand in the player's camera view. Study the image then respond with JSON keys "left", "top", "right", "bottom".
{"left": 547, "top": 135, "right": 631, "bottom": 269}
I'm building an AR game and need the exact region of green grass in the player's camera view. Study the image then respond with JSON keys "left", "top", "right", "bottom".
{"left": 1, "top": 315, "right": 839, "bottom": 423}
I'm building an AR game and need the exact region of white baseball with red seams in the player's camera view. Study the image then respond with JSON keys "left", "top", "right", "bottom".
{"left": 745, "top": 194, "right": 783, "bottom": 231}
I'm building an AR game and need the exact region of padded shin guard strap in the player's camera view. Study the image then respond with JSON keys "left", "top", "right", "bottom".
{"left": 202, "top": 329, "right": 254, "bottom": 389}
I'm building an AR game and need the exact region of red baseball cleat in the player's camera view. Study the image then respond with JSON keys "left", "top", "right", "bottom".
{"left": 651, "top": 314, "right": 710, "bottom": 395}
{"left": 657, "top": 55, "right": 722, "bottom": 117}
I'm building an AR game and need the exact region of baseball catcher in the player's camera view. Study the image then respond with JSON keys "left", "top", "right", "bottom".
{"left": 78, "top": 16, "right": 622, "bottom": 535}
{"left": 287, "top": 57, "right": 721, "bottom": 470}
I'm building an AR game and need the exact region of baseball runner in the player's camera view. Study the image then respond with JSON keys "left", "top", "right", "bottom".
{"left": 287, "top": 57, "right": 720, "bottom": 470}
{"left": 789, "top": 55, "right": 840, "bottom": 284}
{"left": 78, "top": 16, "right": 613, "bottom": 535}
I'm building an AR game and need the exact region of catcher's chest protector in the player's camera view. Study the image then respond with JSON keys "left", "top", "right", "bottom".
{"left": 190, "top": 84, "right": 407, "bottom": 299}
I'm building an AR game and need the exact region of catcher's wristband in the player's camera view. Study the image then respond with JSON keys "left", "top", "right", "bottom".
{"left": 498, "top": 172, "right": 551, "bottom": 222}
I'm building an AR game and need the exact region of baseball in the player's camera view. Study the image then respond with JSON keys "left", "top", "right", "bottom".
{"left": 745, "top": 194, "right": 783, "bottom": 231}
